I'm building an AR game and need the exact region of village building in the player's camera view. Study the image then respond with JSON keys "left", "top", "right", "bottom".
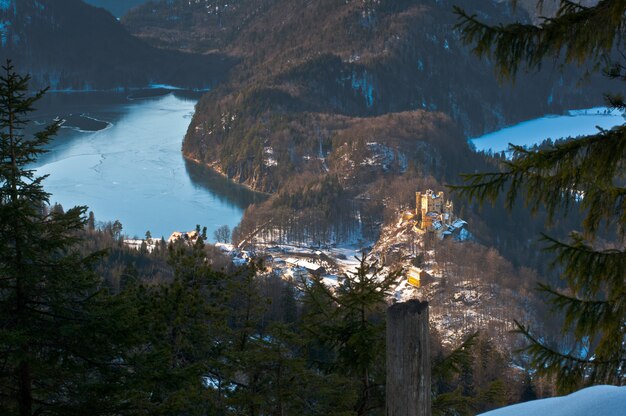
{"left": 282, "top": 267, "right": 310, "bottom": 281}
{"left": 406, "top": 266, "right": 434, "bottom": 288}
{"left": 168, "top": 230, "right": 200, "bottom": 244}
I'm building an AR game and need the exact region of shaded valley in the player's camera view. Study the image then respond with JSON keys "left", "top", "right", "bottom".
{"left": 0, "top": 0, "right": 235, "bottom": 90}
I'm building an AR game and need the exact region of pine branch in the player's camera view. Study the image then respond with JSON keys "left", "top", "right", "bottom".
{"left": 452, "top": 126, "right": 626, "bottom": 237}
{"left": 535, "top": 282, "right": 618, "bottom": 340}
{"left": 558, "top": 0, "right": 591, "bottom": 15}
{"left": 432, "top": 332, "right": 479, "bottom": 383}
{"left": 432, "top": 387, "right": 476, "bottom": 416}
{"left": 453, "top": 6, "right": 541, "bottom": 79}
{"left": 604, "top": 92, "right": 626, "bottom": 110}
{"left": 454, "top": 0, "right": 626, "bottom": 77}
{"left": 514, "top": 321, "right": 625, "bottom": 392}
{"left": 541, "top": 233, "right": 626, "bottom": 296}
{"left": 455, "top": 0, "right": 626, "bottom": 393}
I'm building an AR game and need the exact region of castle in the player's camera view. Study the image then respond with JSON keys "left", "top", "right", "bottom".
{"left": 415, "top": 190, "right": 456, "bottom": 234}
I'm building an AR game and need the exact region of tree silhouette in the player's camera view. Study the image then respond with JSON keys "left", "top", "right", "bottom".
{"left": 0, "top": 60, "right": 129, "bottom": 415}
{"left": 453, "top": 1, "right": 625, "bottom": 392}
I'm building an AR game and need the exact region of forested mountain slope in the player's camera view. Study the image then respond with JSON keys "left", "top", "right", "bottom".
{"left": 122, "top": 0, "right": 600, "bottom": 279}
{"left": 123, "top": 0, "right": 607, "bottom": 195}
{"left": 0, "top": 0, "right": 234, "bottom": 89}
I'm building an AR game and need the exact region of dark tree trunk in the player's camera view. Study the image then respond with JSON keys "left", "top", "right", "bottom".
{"left": 386, "top": 300, "right": 431, "bottom": 416}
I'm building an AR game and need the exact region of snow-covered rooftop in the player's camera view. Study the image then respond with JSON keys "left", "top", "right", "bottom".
{"left": 296, "top": 260, "right": 322, "bottom": 271}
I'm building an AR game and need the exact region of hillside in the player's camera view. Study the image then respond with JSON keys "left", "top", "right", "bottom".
{"left": 123, "top": 0, "right": 600, "bottom": 277}
{"left": 365, "top": 200, "right": 545, "bottom": 348}
{"left": 184, "top": 107, "right": 467, "bottom": 193}
{"left": 124, "top": 0, "right": 606, "bottom": 197}
{"left": 0, "top": 0, "right": 234, "bottom": 90}
{"left": 223, "top": 186, "right": 553, "bottom": 356}
{"left": 124, "top": 0, "right": 604, "bottom": 129}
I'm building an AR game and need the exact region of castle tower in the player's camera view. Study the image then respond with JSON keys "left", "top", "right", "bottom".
{"left": 415, "top": 192, "right": 421, "bottom": 216}
{"left": 415, "top": 189, "right": 456, "bottom": 230}
{"left": 433, "top": 191, "right": 444, "bottom": 213}
{"left": 421, "top": 192, "right": 430, "bottom": 225}
{"left": 443, "top": 200, "right": 454, "bottom": 225}
{"left": 423, "top": 190, "right": 434, "bottom": 213}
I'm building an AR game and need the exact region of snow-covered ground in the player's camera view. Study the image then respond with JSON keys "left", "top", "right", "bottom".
{"left": 254, "top": 241, "right": 367, "bottom": 275}
{"left": 123, "top": 238, "right": 163, "bottom": 253}
{"left": 479, "top": 385, "right": 626, "bottom": 416}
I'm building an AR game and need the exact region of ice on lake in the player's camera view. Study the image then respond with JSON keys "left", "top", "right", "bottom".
{"left": 470, "top": 107, "right": 625, "bottom": 154}
{"left": 32, "top": 92, "right": 261, "bottom": 239}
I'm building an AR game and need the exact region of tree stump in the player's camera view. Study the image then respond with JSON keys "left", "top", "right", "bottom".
{"left": 386, "top": 300, "right": 431, "bottom": 416}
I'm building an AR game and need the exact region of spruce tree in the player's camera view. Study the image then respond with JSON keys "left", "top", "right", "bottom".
{"left": 302, "top": 255, "right": 399, "bottom": 415}
{"left": 431, "top": 333, "right": 478, "bottom": 416}
{"left": 129, "top": 236, "right": 228, "bottom": 415}
{"left": 0, "top": 61, "right": 129, "bottom": 415}
{"left": 453, "top": 1, "right": 625, "bottom": 392}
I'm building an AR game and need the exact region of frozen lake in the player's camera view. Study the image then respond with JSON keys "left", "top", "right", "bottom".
{"left": 469, "top": 107, "right": 625, "bottom": 154}
{"left": 32, "top": 91, "right": 262, "bottom": 239}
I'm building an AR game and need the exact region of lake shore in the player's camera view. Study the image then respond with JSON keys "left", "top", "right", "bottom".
{"left": 183, "top": 154, "right": 272, "bottom": 197}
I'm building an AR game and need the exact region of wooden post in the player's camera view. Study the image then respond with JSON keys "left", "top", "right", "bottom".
{"left": 386, "top": 300, "right": 430, "bottom": 416}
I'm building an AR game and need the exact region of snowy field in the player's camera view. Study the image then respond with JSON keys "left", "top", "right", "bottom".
{"left": 470, "top": 107, "right": 625, "bottom": 154}
{"left": 479, "top": 385, "right": 626, "bottom": 416}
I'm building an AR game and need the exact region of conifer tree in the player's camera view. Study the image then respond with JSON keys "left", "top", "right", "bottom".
{"left": 129, "top": 235, "right": 228, "bottom": 415}
{"left": 0, "top": 61, "right": 130, "bottom": 415}
{"left": 431, "top": 332, "right": 478, "bottom": 416}
{"left": 453, "top": 1, "right": 625, "bottom": 392}
{"left": 302, "top": 255, "right": 399, "bottom": 415}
